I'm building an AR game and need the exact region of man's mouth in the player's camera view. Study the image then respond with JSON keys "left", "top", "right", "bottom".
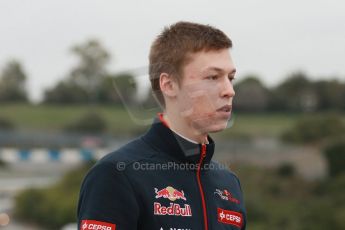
{"left": 217, "top": 105, "right": 232, "bottom": 112}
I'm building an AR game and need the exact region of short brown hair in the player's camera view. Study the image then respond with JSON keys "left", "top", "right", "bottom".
{"left": 149, "top": 21, "right": 232, "bottom": 107}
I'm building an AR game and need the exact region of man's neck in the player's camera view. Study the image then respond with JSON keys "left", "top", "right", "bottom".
{"left": 162, "top": 112, "right": 208, "bottom": 144}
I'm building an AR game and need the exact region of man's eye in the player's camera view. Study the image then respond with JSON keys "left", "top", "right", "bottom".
{"left": 207, "top": 75, "right": 218, "bottom": 80}
{"left": 228, "top": 76, "right": 236, "bottom": 82}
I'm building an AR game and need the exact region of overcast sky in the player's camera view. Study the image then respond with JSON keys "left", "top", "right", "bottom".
{"left": 1, "top": 0, "right": 344, "bottom": 102}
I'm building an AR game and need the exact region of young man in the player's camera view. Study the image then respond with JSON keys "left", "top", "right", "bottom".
{"left": 78, "top": 21, "right": 246, "bottom": 230}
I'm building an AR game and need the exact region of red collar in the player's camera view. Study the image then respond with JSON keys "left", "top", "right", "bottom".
{"left": 158, "top": 112, "right": 170, "bottom": 128}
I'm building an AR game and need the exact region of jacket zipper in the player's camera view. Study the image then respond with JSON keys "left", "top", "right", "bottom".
{"left": 197, "top": 144, "right": 208, "bottom": 230}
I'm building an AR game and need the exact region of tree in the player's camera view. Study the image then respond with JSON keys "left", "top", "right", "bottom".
{"left": 313, "top": 79, "right": 345, "bottom": 111}
{"left": 323, "top": 139, "right": 345, "bottom": 177}
{"left": 271, "top": 72, "right": 317, "bottom": 112}
{"left": 70, "top": 39, "right": 110, "bottom": 102}
{"left": 281, "top": 114, "right": 345, "bottom": 143}
{"left": 111, "top": 73, "right": 137, "bottom": 104}
{"left": 43, "top": 39, "right": 110, "bottom": 104}
{"left": 43, "top": 80, "right": 88, "bottom": 104}
{"left": 64, "top": 112, "right": 107, "bottom": 134}
{"left": 95, "top": 73, "right": 136, "bottom": 105}
{"left": 0, "top": 60, "right": 28, "bottom": 102}
{"left": 234, "top": 75, "right": 269, "bottom": 112}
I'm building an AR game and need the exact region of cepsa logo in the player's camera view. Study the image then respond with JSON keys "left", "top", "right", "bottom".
{"left": 81, "top": 220, "right": 116, "bottom": 230}
{"left": 217, "top": 208, "right": 243, "bottom": 228}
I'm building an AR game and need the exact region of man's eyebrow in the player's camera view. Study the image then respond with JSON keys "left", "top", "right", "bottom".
{"left": 203, "top": 67, "right": 237, "bottom": 74}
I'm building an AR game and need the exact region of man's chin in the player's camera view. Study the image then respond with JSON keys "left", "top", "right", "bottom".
{"left": 189, "top": 116, "right": 229, "bottom": 134}
{"left": 203, "top": 121, "right": 229, "bottom": 134}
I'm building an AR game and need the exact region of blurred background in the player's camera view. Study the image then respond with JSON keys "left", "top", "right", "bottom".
{"left": 0, "top": 0, "right": 345, "bottom": 229}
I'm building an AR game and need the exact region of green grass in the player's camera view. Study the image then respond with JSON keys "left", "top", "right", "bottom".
{"left": 217, "top": 112, "right": 345, "bottom": 139}
{"left": 224, "top": 113, "right": 298, "bottom": 137}
{"left": 1, "top": 103, "right": 344, "bottom": 138}
{"left": 0, "top": 103, "right": 154, "bottom": 135}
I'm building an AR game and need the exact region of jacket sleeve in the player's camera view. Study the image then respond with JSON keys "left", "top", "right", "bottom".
{"left": 235, "top": 175, "right": 247, "bottom": 230}
{"left": 77, "top": 161, "right": 140, "bottom": 230}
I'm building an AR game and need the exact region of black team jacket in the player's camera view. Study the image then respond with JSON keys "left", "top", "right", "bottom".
{"left": 77, "top": 114, "right": 247, "bottom": 230}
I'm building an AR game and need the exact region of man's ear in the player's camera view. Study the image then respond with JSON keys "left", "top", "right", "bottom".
{"left": 159, "top": 73, "right": 178, "bottom": 97}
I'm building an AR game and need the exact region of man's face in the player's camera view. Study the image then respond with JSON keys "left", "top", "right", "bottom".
{"left": 176, "top": 49, "right": 236, "bottom": 134}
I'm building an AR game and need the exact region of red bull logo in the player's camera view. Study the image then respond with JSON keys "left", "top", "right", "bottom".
{"left": 155, "top": 186, "right": 187, "bottom": 201}
{"left": 154, "top": 202, "right": 192, "bottom": 217}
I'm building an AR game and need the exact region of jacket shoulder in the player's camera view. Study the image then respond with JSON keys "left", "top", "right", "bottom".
{"left": 210, "top": 161, "right": 242, "bottom": 182}
{"left": 98, "top": 137, "right": 156, "bottom": 166}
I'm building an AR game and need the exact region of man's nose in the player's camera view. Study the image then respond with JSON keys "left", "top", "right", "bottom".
{"left": 220, "top": 77, "right": 235, "bottom": 98}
